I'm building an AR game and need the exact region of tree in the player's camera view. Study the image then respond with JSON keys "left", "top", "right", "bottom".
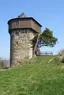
{"left": 32, "top": 28, "right": 58, "bottom": 55}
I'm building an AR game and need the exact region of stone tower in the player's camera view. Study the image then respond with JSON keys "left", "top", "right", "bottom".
{"left": 8, "top": 13, "right": 42, "bottom": 66}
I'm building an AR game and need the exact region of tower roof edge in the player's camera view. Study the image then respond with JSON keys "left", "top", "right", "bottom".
{"left": 8, "top": 17, "right": 42, "bottom": 27}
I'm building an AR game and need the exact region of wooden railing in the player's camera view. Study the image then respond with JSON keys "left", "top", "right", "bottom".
{"left": 40, "top": 51, "right": 53, "bottom": 56}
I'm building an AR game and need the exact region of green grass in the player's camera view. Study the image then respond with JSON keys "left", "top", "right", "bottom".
{"left": 0, "top": 56, "right": 64, "bottom": 95}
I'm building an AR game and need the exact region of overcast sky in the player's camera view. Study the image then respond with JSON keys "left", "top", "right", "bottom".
{"left": 0, "top": 0, "right": 64, "bottom": 58}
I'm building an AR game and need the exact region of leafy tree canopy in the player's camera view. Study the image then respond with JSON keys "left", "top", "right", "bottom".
{"left": 32, "top": 28, "right": 58, "bottom": 49}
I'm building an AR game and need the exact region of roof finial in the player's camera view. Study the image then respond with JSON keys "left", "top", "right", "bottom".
{"left": 18, "top": 12, "right": 26, "bottom": 18}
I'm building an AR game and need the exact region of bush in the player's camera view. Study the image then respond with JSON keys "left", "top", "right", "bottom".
{"left": 58, "top": 49, "right": 64, "bottom": 63}
{"left": 0, "top": 60, "right": 8, "bottom": 69}
{"left": 60, "top": 57, "right": 64, "bottom": 63}
{"left": 58, "top": 49, "right": 64, "bottom": 56}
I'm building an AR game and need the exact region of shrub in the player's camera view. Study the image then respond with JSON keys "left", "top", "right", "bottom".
{"left": 60, "top": 57, "right": 64, "bottom": 63}
{"left": 0, "top": 60, "right": 8, "bottom": 69}
{"left": 58, "top": 49, "right": 64, "bottom": 56}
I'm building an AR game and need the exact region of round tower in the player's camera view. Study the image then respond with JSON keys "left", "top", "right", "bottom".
{"left": 8, "top": 13, "right": 42, "bottom": 66}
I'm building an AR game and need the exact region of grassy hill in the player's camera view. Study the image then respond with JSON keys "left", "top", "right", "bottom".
{"left": 0, "top": 56, "right": 64, "bottom": 95}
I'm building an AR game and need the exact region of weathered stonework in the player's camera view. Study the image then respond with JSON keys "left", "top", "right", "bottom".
{"left": 10, "top": 29, "right": 36, "bottom": 65}
{"left": 8, "top": 15, "right": 42, "bottom": 66}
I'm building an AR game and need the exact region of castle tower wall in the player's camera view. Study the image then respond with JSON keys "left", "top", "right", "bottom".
{"left": 8, "top": 16, "right": 42, "bottom": 66}
{"left": 10, "top": 29, "right": 36, "bottom": 65}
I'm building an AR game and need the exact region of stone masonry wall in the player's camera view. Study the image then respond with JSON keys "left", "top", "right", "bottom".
{"left": 10, "top": 29, "right": 35, "bottom": 65}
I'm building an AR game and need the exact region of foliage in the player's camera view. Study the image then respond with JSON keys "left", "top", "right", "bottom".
{"left": 0, "top": 60, "right": 3, "bottom": 69}
{"left": 61, "top": 57, "right": 64, "bottom": 63}
{"left": 0, "top": 56, "right": 64, "bottom": 95}
{"left": 0, "top": 60, "right": 7, "bottom": 69}
{"left": 32, "top": 28, "right": 58, "bottom": 55}
{"left": 58, "top": 49, "right": 64, "bottom": 56}
{"left": 57, "top": 49, "right": 64, "bottom": 63}
{"left": 39, "top": 28, "right": 57, "bottom": 47}
{"left": 31, "top": 34, "right": 38, "bottom": 48}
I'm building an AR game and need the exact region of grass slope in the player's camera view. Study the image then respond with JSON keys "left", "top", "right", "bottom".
{"left": 0, "top": 56, "right": 64, "bottom": 95}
